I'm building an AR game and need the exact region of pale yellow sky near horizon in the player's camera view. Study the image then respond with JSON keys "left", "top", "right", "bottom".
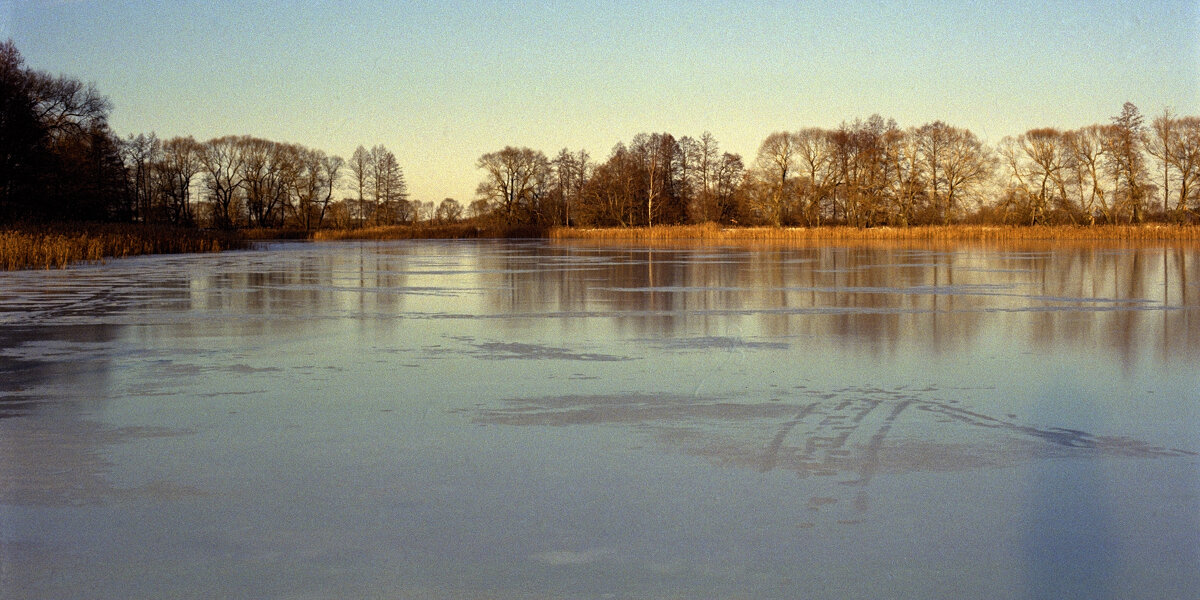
{"left": 6, "top": 0, "right": 1198, "bottom": 204}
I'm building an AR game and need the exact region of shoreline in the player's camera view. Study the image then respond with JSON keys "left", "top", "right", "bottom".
{"left": 547, "top": 223, "right": 1200, "bottom": 244}
{"left": 6, "top": 222, "right": 1199, "bottom": 270}
{"left": 309, "top": 222, "right": 1200, "bottom": 243}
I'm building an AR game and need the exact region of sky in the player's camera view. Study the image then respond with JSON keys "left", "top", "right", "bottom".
{"left": 4, "top": 0, "right": 1198, "bottom": 204}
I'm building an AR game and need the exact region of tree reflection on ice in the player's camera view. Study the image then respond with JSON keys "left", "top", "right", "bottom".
{"left": 466, "top": 386, "right": 1195, "bottom": 523}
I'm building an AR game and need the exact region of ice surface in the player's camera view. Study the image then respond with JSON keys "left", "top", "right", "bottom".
{"left": 1, "top": 239, "right": 1198, "bottom": 599}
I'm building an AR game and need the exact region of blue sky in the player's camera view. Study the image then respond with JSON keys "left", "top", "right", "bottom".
{"left": 4, "top": 0, "right": 1198, "bottom": 203}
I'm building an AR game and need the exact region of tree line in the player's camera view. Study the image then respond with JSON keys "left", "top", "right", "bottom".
{"left": 475, "top": 104, "right": 1200, "bottom": 229}
{"left": 2, "top": 40, "right": 460, "bottom": 230}
{"left": 4, "top": 39, "right": 1198, "bottom": 231}
{"left": 2, "top": 40, "right": 123, "bottom": 223}
{"left": 122, "top": 135, "right": 425, "bottom": 231}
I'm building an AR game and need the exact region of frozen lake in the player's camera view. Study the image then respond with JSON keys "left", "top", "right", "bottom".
{"left": 1, "top": 239, "right": 1198, "bottom": 599}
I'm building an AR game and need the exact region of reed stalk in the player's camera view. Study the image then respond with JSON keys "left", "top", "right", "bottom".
{"left": 548, "top": 224, "right": 1200, "bottom": 243}
{"left": 311, "top": 222, "right": 540, "bottom": 241}
{"left": 0, "top": 224, "right": 246, "bottom": 270}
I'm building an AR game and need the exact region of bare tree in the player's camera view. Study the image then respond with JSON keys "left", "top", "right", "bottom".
{"left": 158, "top": 136, "right": 202, "bottom": 226}
{"left": 714, "top": 152, "right": 745, "bottom": 223}
{"left": 1063, "top": 125, "right": 1113, "bottom": 224}
{"left": 551, "top": 148, "right": 574, "bottom": 226}
{"left": 1022, "top": 129, "right": 1070, "bottom": 223}
{"left": 369, "top": 145, "right": 388, "bottom": 224}
{"left": 27, "top": 71, "right": 110, "bottom": 142}
{"left": 915, "top": 122, "right": 995, "bottom": 225}
{"left": 629, "top": 133, "right": 682, "bottom": 226}
{"left": 548, "top": 148, "right": 592, "bottom": 226}
{"left": 679, "top": 131, "right": 724, "bottom": 223}
{"left": 200, "top": 136, "right": 249, "bottom": 228}
{"left": 0, "top": 40, "right": 41, "bottom": 215}
{"left": 914, "top": 122, "right": 948, "bottom": 223}
{"left": 828, "top": 116, "right": 896, "bottom": 227}
{"left": 121, "top": 132, "right": 161, "bottom": 223}
{"left": 883, "top": 127, "right": 924, "bottom": 226}
{"left": 290, "top": 147, "right": 343, "bottom": 231}
{"left": 1146, "top": 108, "right": 1175, "bottom": 215}
{"left": 751, "top": 131, "right": 800, "bottom": 226}
{"left": 468, "top": 198, "right": 491, "bottom": 219}
{"left": 579, "top": 143, "right": 640, "bottom": 227}
{"left": 348, "top": 145, "right": 371, "bottom": 226}
{"left": 372, "top": 147, "right": 408, "bottom": 224}
{"left": 434, "top": 198, "right": 463, "bottom": 223}
{"left": 1104, "top": 102, "right": 1149, "bottom": 222}
{"left": 686, "top": 132, "right": 718, "bottom": 222}
{"left": 792, "top": 128, "right": 836, "bottom": 225}
{"left": 413, "top": 200, "right": 434, "bottom": 223}
{"left": 632, "top": 133, "right": 662, "bottom": 226}
{"left": 317, "top": 152, "right": 344, "bottom": 229}
{"left": 475, "top": 146, "right": 551, "bottom": 226}
{"left": 572, "top": 149, "right": 590, "bottom": 224}
{"left": 999, "top": 129, "right": 1069, "bottom": 224}
{"left": 241, "top": 138, "right": 295, "bottom": 228}
{"left": 1166, "top": 116, "right": 1200, "bottom": 217}
{"left": 1, "top": 40, "right": 126, "bottom": 222}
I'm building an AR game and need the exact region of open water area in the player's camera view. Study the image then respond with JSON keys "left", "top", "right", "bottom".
{"left": 0, "top": 238, "right": 1197, "bottom": 599}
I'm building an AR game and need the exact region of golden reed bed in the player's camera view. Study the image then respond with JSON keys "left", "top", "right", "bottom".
{"left": 310, "top": 222, "right": 542, "bottom": 241}
{"left": 7, "top": 223, "right": 1198, "bottom": 270}
{"left": 549, "top": 223, "right": 1200, "bottom": 244}
{"left": 1, "top": 225, "right": 244, "bottom": 270}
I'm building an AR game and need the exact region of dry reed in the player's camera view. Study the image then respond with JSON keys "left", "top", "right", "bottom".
{"left": 549, "top": 223, "right": 1200, "bottom": 244}
{"left": 240, "top": 227, "right": 312, "bottom": 240}
{"left": 0, "top": 224, "right": 246, "bottom": 270}
{"left": 311, "top": 222, "right": 541, "bottom": 241}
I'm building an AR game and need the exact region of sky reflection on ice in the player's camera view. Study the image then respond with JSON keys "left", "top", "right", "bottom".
{"left": 1, "top": 239, "right": 1198, "bottom": 599}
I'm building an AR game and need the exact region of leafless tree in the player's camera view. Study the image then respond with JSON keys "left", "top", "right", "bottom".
{"left": 468, "top": 198, "right": 491, "bottom": 219}
{"left": 1145, "top": 108, "right": 1200, "bottom": 220}
{"left": 158, "top": 136, "right": 202, "bottom": 226}
{"left": 240, "top": 138, "right": 294, "bottom": 228}
{"left": 27, "top": 72, "right": 110, "bottom": 142}
{"left": 1104, "top": 102, "right": 1150, "bottom": 222}
{"left": 121, "top": 132, "right": 161, "bottom": 223}
{"left": 368, "top": 145, "right": 388, "bottom": 223}
{"left": 579, "top": 143, "right": 639, "bottom": 227}
{"left": 792, "top": 128, "right": 836, "bottom": 225}
{"left": 289, "top": 147, "right": 342, "bottom": 231}
{"left": 349, "top": 145, "right": 371, "bottom": 226}
{"left": 713, "top": 152, "right": 745, "bottom": 223}
{"left": 318, "top": 153, "right": 345, "bottom": 227}
{"left": 630, "top": 133, "right": 682, "bottom": 226}
{"left": 1063, "top": 125, "right": 1112, "bottom": 224}
{"left": 681, "top": 131, "right": 724, "bottom": 223}
{"left": 1146, "top": 108, "right": 1176, "bottom": 215}
{"left": 915, "top": 121, "right": 995, "bottom": 225}
{"left": 551, "top": 148, "right": 573, "bottom": 226}
{"left": 200, "top": 136, "right": 249, "bottom": 228}
{"left": 371, "top": 147, "right": 408, "bottom": 224}
{"left": 476, "top": 146, "right": 551, "bottom": 225}
{"left": 434, "top": 198, "right": 463, "bottom": 223}
{"left": 1165, "top": 116, "right": 1200, "bottom": 217}
{"left": 2, "top": 40, "right": 127, "bottom": 222}
{"left": 883, "top": 127, "right": 924, "bottom": 226}
{"left": 547, "top": 148, "right": 593, "bottom": 227}
{"left": 751, "top": 131, "right": 799, "bottom": 226}
{"left": 828, "top": 116, "right": 896, "bottom": 226}
{"left": 999, "top": 129, "right": 1070, "bottom": 224}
